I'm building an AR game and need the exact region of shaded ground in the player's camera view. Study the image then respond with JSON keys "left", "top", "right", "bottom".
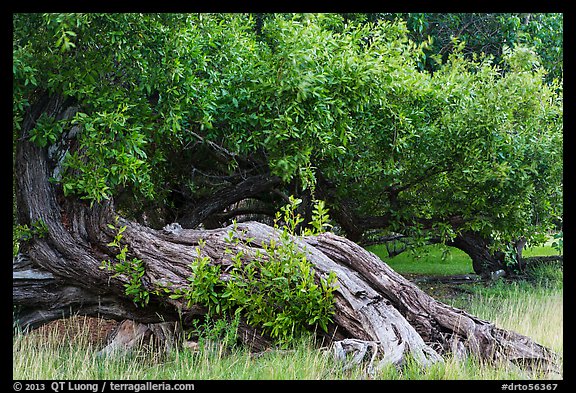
{"left": 30, "top": 316, "right": 118, "bottom": 346}
{"left": 403, "top": 273, "right": 479, "bottom": 301}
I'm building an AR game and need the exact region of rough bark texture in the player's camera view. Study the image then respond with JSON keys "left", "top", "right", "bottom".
{"left": 13, "top": 94, "right": 561, "bottom": 375}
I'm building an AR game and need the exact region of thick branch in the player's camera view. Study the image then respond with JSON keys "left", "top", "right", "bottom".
{"left": 13, "top": 254, "right": 172, "bottom": 330}
{"left": 179, "top": 174, "right": 282, "bottom": 229}
{"left": 306, "top": 234, "right": 560, "bottom": 373}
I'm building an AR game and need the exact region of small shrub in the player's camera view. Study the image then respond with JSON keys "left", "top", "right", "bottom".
{"left": 175, "top": 197, "right": 338, "bottom": 347}
{"left": 100, "top": 216, "right": 150, "bottom": 307}
{"left": 187, "top": 312, "right": 241, "bottom": 350}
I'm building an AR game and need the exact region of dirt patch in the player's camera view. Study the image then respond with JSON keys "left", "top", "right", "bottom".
{"left": 29, "top": 316, "right": 118, "bottom": 347}
{"left": 403, "top": 273, "right": 480, "bottom": 302}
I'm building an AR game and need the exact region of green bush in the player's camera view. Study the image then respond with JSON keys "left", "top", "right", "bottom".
{"left": 100, "top": 217, "right": 150, "bottom": 307}
{"left": 174, "top": 197, "right": 338, "bottom": 347}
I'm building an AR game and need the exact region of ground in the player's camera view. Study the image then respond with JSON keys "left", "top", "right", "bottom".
{"left": 32, "top": 316, "right": 118, "bottom": 347}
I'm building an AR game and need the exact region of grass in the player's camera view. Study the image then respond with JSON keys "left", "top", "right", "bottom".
{"left": 12, "top": 322, "right": 561, "bottom": 380}
{"left": 13, "top": 241, "right": 563, "bottom": 380}
{"left": 12, "top": 329, "right": 364, "bottom": 380}
{"left": 13, "top": 266, "right": 563, "bottom": 380}
{"left": 450, "top": 263, "right": 563, "bottom": 353}
{"left": 365, "top": 236, "right": 562, "bottom": 276}
{"left": 366, "top": 243, "right": 474, "bottom": 275}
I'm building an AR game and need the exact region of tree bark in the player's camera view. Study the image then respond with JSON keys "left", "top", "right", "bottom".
{"left": 448, "top": 231, "right": 506, "bottom": 275}
{"left": 447, "top": 232, "right": 529, "bottom": 276}
{"left": 13, "top": 94, "right": 561, "bottom": 374}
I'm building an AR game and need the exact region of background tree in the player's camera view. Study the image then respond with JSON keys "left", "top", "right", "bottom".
{"left": 340, "top": 13, "right": 563, "bottom": 83}
{"left": 315, "top": 32, "right": 562, "bottom": 274}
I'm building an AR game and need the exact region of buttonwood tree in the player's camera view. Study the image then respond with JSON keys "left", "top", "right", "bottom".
{"left": 13, "top": 13, "right": 561, "bottom": 372}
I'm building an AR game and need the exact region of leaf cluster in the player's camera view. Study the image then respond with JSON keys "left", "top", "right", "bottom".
{"left": 100, "top": 217, "right": 150, "bottom": 307}
{"left": 13, "top": 219, "right": 49, "bottom": 257}
{"left": 13, "top": 13, "right": 562, "bottom": 257}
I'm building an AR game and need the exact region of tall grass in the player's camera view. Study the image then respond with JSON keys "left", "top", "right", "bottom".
{"left": 13, "top": 330, "right": 363, "bottom": 380}
{"left": 451, "top": 264, "right": 563, "bottom": 355}
{"left": 13, "top": 272, "right": 563, "bottom": 381}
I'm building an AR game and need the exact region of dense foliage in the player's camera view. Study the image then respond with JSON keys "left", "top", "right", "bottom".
{"left": 13, "top": 13, "right": 562, "bottom": 270}
{"left": 341, "top": 13, "right": 563, "bottom": 83}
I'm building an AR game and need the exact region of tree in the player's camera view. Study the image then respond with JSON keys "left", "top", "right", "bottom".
{"left": 14, "top": 13, "right": 563, "bottom": 276}
{"left": 315, "top": 33, "right": 563, "bottom": 274}
{"left": 13, "top": 13, "right": 561, "bottom": 372}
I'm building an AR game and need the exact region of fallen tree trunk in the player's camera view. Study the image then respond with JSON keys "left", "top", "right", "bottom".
{"left": 13, "top": 221, "right": 562, "bottom": 373}
{"left": 13, "top": 94, "right": 561, "bottom": 375}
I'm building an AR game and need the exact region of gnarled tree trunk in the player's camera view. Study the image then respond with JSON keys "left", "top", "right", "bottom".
{"left": 448, "top": 232, "right": 528, "bottom": 276}
{"left": 13, "top": 94, "right": 561, "bottom": 375}
{"left": 448, "top": 231, "right": 506, "bottom": 275}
